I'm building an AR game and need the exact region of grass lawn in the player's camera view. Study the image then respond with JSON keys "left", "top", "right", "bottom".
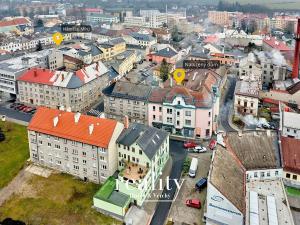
{"left": 0, "top": 173, "right": 121, "bottom": 225}
{"left": 0, "top": 121, "right": 29, "bottom": 189}
{"left": 286, "top": 186, "right": 300, "bottom": 197}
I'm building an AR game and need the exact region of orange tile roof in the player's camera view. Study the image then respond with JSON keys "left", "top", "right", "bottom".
{"left": 0, "top": 17, "right": 30, "bottom": 27}
{"left": 28, "top": 107, "right": 118, "bottom": 148}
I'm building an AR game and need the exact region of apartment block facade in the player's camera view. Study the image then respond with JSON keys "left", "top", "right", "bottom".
{"left": 17, "top": 61, "right": 109, "bottom": 112}
{"left": 116, "top": 123, "right": 169, "bottom": 206}
{"left": 28, "top": 107, "right": 124, "bottom": 183}
{"left": 103, "top": 81, "right": 152, "bottom": 124}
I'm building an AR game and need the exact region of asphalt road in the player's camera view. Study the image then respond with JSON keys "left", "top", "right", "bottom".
{"left": 219, "top": 75, "right": 237, "bottom": 132}
{"left": 0, "top": 104, "right": 32, "bottom": 123}
{"left": 150, "top": 140, "right": 187, "bottom": 225}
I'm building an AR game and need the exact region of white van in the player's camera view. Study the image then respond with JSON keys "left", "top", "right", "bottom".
{"left": 189, "top": 158, "right": 198, "bottom": 178}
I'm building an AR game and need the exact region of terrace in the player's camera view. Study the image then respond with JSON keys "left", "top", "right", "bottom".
{"left": 119, "top": 162, "right": 148, "bottom": 183}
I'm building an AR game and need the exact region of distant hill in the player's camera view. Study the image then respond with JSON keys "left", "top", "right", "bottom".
{"left": 206, "top": 0, "right": 300, "bottom": 10}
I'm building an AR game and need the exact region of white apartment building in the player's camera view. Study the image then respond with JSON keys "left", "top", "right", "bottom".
{"left": 17, "top": 61, "right": 109, "bottom": 112}
{"left": 280, "top": 109, "right": 300, "bottom": 139}
{"left": 124, "top": 16, "right": 146, "bottom": 27}
{"left": 28, "top": 107, "right": 124, "bottom": 183}
{"left": 0, "top": 49, "right": 63, "bottom": 95}
{"left": 234, "top": 80, "right": 260, "bottom": 116}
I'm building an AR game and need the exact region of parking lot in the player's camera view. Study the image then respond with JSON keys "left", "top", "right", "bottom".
{"left": 169, "top": 150, "right": 213, "bottom": 225}
{"left": 0, "top": 101, "right": 34, "bottom": 123}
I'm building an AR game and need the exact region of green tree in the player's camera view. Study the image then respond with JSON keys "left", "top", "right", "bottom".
{"left": 160, "top": 59, "right": 170, "bottom": 82}
{"left": 172, "top": 25, "right": 181, "bottom": 42}
{"left": 36, "top": 19, "right": 44, "bottom": 28}
{"left": 36, "top": 41, "right": 43, "bottom": 51}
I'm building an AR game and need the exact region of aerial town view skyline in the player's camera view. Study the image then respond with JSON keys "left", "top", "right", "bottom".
{"left": 0, "top": 0, "right": 300, "bottom": 225}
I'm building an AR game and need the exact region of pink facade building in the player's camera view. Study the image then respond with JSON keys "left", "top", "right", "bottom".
{"left": 148, "top": 69, "right": 221, "bottom": 139}
{"left": 147, "top": 47, "right": 178, "bottom": 64}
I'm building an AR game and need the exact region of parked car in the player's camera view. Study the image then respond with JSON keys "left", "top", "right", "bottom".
{"left": 189, "top": 158, "right": 198, "bottom": 178}
{"left": 195, "top": 178, "right": 207, "bottom": 191}
{"left": 184, "top": 141, "right": 197, "bottom": 149}
{"left": 209, "top": 139, "right": 217, "bottom": 150}
{"left": 193, "top": 146, "right": 207, "bottom": 153}
{"left": 185, "top": 199, "right": 201, "bottom": 209}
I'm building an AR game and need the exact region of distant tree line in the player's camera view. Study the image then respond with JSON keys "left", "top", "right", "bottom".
{"left": 217, "top": 1, "right": 271, "bottom": 14}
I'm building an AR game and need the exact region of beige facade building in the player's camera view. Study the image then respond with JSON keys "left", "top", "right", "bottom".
{"left": 208, "top": 11, "right": 230, "bottom": 26}
{"left": 28, "top": 107, "right": 124, "bottom": 183}
{"left": 234, "top": 80, "right": 260, "bottom": 116}
{"left": 103, "top": 81, "right": 152, "bottom": 124}
{"left": 99, "top": 38, "right": 126, "bottom": 61}
{"left": 17, "top": 61, "right": 110, "bottom": 112}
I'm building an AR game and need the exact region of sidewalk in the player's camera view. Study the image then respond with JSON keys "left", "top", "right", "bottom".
{"left": 0, "top": 166, "right": 32, "bottom": 206}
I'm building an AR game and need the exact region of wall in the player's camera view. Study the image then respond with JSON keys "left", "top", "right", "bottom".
{"left": 93, "top": 197, "right": 128, "bottom": 217}
{"left": 246, "top": 168, "right": 282, "bottom": 180}
{"left": 206, "top": 183, "right": 244, "bottom": 225}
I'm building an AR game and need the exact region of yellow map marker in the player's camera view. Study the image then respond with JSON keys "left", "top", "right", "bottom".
{"left": 52, "top": 32, "right": 63, "bottom": 45}
{"left": 173, "top": 68, "right": 186, "bottom": 85}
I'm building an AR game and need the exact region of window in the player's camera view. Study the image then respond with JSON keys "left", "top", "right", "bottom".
{"left": 185, "top": 120, "right": 191, "bottom": 126}
{"left": 208, "top": 112, "right": 211, "bottom": 117}
{"left": 82, "top": 151, "right": 86, "bottom": 157}
{"left": 119, "top": 152, "right": 121, "bottom": 157}
{"left": 83, "top": 160, "right": 87, "bottom": 165}
{"left": 286, "top": 173, "right": 291, "bottom": 178}
{"left": 254, "top": 172, "right": 258, "bottom": 178}
{"left": 167, "top": 108, "right": 172, "bottom": 114}
{"left": 72, "top": 149, "right": 78, "bottom": 155}
{"left": 55, "top": 144, "right": 60, "bottom": 149}
{"left": 159, "top": 107, "right": 162, "bottom": 112}
{"left": 177, "top": 111, "right": 180, "bottom": 116}
{"left": 83, "top": 168, "right": 87, "bottom": 173}
{"left": 293, "top": 174, "right": 297, "bottom": 180}
{"left": 94, "top": 171, "right": 98, "bottom": 176}
{"left": 167, "top": 117, "right": 172, "bottom": 123}
{"left": 139, "top": 150, "right": 142, "bottom": 155}
{"left": 177, "top": 101, "right": 181, "bottom": 105}
{"left": 153, "top": 115, "right": 156, "bottom": 120}
{"left": 73, "top": 165, "right": 79, "bottom": 170}
{"left": 275, "top": 171, "right": 279, "bottom": 176}
{"left": 153, "top": 106, "right": 156, "bottom": 111}
{"left": 185, "top": 111, "right": 191, "bottom": 116}
{"left": 261, "top": 172, "right": 265, "bottom": 177}
{"left": 267, "top": 171, "right": 270, "bottom": 177}
{"left": 48, "top": 143, "right": 51, "bottom": 147}
{"left": 177, "top": 121, "right": 180, "bottom": 126}
{"left": 132, "top": 147, "right": 135, "bottom": 153}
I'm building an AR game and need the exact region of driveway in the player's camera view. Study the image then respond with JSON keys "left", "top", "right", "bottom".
{"left": 150, "top": 140, "right": 187, "bottom": 225}
{"left": 169, "top": 151, "right": 212, "bottom": 225}
{"left": 219, "top": 75, "right": 236, "bottom": 132}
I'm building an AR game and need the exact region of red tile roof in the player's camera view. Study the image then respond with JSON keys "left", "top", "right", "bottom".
{"left": 263, "top": 37, "right": 291, "bottom": 52}
{"left": 18, "top": 68, "right": 54, "bottom": 85}
{"left": 281, "top": 136, "right": 300, "bottom": 174}
{"left": 203, "top": 35, "right": 219, "bottom": 44}
{"left": 149, "top": 85, "right": 212, "bottom": 108}
{"left": 0, "top": 17, "right": 30, "bottom": 27}
{"left": 28, "top": 107, "right": 118, "bottom": 148}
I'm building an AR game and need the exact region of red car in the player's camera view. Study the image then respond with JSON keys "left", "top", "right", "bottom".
{"left": 184, "top": 141, "right": 197, "bottom": 149}
{"left": 185, "top": 199, "right": 201, "bottom": 209}
{"left": 209, "top": 139, "right": 217, "bottom": 150}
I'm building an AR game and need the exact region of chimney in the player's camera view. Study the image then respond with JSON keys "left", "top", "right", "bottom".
{"left": 61, "top": 74, "right": 64, "bottom": 81}
{"left": 292, "top": 18, "right": 300, "bottom": 80}
{"left": 89, "top": 124, "right": 94, "bottom": 135}
{"left": 124, "top": 115, "right": 129, "bottom": 129}
{"left": 53, "top": 116, "right": 59, "bottom": 127}
{"left": 74, "top": 112, "right": 81, "bottom": 123}
{"left": 34, "top": 69, "right": 38, "bottom": 77}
